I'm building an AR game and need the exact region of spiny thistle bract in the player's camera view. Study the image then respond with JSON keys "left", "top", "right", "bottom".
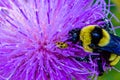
{"left": 0, "top": 0, "right": 114, "bottom": 80}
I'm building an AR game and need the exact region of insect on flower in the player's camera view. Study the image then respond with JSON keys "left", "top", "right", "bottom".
{"left": 68, "top": 18, "right": 120, "bottom": 76}
{"left": 56, "top": 42, "right": 68, "bottom": 49}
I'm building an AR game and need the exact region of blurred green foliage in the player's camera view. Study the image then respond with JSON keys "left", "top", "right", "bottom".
{"left": 98, "top": 0, "right": 120, "bottom": 80}
{"left": 111, "top": 0, "right": 120, "bottom": 36}
{"left": 98, "top": 62, "right": 120, "bottom": 80}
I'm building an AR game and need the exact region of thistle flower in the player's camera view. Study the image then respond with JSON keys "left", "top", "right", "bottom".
{"left": 0, "top": 0, "right": 114, "bottom": 80}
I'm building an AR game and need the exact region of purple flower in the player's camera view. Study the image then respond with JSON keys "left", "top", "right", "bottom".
{"left": 0, "top": 0, "right": 111, "bottom": 80}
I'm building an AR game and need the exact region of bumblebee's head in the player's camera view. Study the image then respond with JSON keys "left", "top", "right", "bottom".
{"left": 80, "top": 25, "right": 110, "bottom": 52}
{"left": 68, "top": 28, "right": 81, "bottom": 43}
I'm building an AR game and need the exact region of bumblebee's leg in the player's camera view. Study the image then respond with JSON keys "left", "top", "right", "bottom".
{"left": 75, "top": 56, "right": 90, "bottom": 62}
{"left": 97, "top": 57, "right": 104, "bottom": 76}
{"left": 75, "top": 55, "right": 104, "bottom": 76}
{"left": 75, "top": 55, "right": 100, "bottom": 62}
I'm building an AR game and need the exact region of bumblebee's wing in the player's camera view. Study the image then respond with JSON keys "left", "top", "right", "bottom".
{"left": 99, "top": 34, "right": 120, "bottom": 55}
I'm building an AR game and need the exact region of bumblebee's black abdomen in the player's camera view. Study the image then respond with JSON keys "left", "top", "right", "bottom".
{"left": 99, "top": 34, "right": 120, "bottom": 55}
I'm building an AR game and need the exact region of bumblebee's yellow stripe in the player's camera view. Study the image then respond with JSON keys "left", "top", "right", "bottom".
{"left": 98, "top": 29, "right": 110, "bottom": 47}
{"left": 109, "top": 54, "right": 117, "bottom": 61}
{"left": 80, "top": 25, "right": 96, "bottom": 52}
{"left": 109, "top": 53, "right": 120, "bottom": 66}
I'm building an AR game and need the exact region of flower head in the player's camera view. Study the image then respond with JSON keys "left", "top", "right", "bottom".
{"left": 0, "top": 0, "right": 113, "bottom": 80}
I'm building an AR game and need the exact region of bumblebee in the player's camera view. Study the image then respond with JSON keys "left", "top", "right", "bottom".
{"left": 80, "top": 25, "right": 120, "bottom": 65}
{"left": 56, "top": 42, "right": 68, "bottom": 49}
{"left": 80, "top": 25, "right": 120, "bottom": 55}
{"left": 68, "top": 24, "right": 120, "bottom": 76}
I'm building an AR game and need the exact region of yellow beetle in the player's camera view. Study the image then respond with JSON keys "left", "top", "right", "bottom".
{"left": 56, "top": 42, "right": 68, "bottom": 49}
